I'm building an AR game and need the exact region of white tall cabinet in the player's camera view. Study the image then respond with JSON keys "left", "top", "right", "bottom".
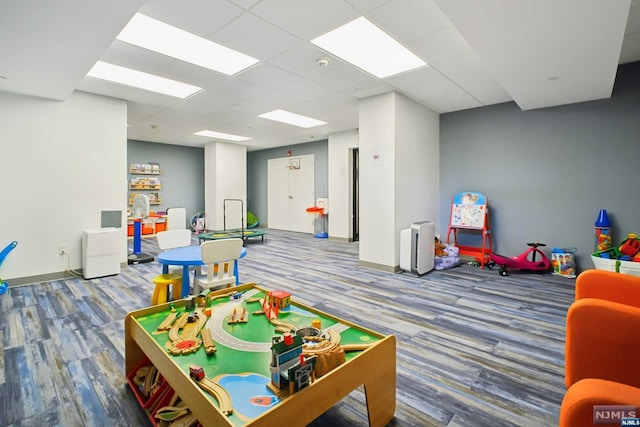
{"left": 267, "top": 155, "right": 315, "bottom": 233}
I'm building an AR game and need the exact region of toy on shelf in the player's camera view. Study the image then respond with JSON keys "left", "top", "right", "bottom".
{"left": 486, "top": 242, "right": 551, "bottom": 276}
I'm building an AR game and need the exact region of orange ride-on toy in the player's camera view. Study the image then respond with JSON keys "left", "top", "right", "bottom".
{"left": 486, "top": 242, "right": 551, "bottom": 276}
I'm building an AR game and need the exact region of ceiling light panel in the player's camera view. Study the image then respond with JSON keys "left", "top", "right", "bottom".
{"left": 117, "top": 13, "right": 259, "bottom": 75}
{"left": 311, "top": 17, "right": 427, "bottom": 78}
{"left": 194, "top": 130, "right": 251, "bottom": 142}
{"left": 258, "top": 109, "right": 327, "bottom": 128}
{"left": 86, "top": 61, "right": 202, "bottom": 98}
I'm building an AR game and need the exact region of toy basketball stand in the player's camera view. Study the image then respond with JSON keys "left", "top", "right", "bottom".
{"left": 128, "top": 194, "right": 154, "bottom": 265}
{"left": 306, "top": 198, "right": 328, "bottom": 238}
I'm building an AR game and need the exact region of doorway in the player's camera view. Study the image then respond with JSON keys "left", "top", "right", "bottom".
{"left": 352, "top": 148, "right": 359, "bottom": 242}
{"left": 267, "top": 155, "right": 315, "bottom": 233}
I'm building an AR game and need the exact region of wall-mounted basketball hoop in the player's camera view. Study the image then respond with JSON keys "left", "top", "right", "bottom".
{"left": 288, "top": 158, "right": 300, "bottom": 170}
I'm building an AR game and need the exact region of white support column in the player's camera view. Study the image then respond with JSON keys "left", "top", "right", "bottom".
{"left": 204, "top": 142, "right": 247, "bottom": 231}
{"left": 358, "top": 92, "right": 439, "bottom": 272}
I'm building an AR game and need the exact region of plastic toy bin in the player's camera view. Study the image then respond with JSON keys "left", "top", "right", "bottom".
{"left": 591, "top": 248, "right": 640, "bottom": 277}
{"left": 551, "top": 247, "right": 577, "bottom": 278}
{"left": 126, "top": 357, "right": 168, "bottom": 409}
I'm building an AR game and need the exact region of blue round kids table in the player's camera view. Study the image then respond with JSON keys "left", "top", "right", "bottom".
{"left": 157, "top": 245, "right": 247, "bottom": 298}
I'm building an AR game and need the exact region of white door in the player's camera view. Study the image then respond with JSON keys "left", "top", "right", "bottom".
{"left": 267, "top": 155, "right": 315, "bottom": 233}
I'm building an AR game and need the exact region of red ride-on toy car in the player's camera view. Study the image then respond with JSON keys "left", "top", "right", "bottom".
{"left": 486, "top": 242, "right": 551, "bottom": 276}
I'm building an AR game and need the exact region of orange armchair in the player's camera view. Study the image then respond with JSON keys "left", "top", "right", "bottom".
{"left": 564, "top": 298, "right": 640, "bottom": 388}
{"left": 574, "top": 269, "right": 640, "bottom": 307}
{"left": 560, "top": 271, "right": 640, "bottom": 427}
{"left": 560, "top": 378, "right": 640, "bottom": 426}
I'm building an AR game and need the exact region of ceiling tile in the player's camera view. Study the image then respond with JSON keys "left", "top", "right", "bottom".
{"left": 434, "top": 53, "right": 511, "bottom": 105}
{"left": 277, "top": 79, "right": 332, "bottom": 101}
{"left": 139, "top": 0, "right": 243, "bottom": 37}
{"left": 310, "top": 66, "right": 380, "bottom": 93}
{"left": 367, "top": 0, "right": 453, "bottom": 43}
{"left": 408, "top": 26, "right": 473, "bottom": 65}
{"left": 127, "top": 101, "right": 169, "bottom": 124}
{"left": 236, "top": 63, "right": 303, "bottom": 91}
{"left": 250, "top": 0, "right": 360, "bottom": 39}
{"left": 212, "top": 12, "right": 303, "bottom": 61}
{"left": 267, "top": 45, "right": 345, "bottom": 78}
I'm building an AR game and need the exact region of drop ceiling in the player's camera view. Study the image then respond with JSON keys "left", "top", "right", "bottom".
{"left": 1, "top": 0, "right": 639, "bottom": 151}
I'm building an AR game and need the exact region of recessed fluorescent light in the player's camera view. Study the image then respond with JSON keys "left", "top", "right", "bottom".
{"left": 258, "top": 109, "right": 327, "bottom": 128}
{"left": 118, "top": 13, "right": 259, "bottom": 75}
{"left": 311, "top": 17, "right": 427, "bottom": 78}
{"left": 87, "top": 61, "right": 201, "bottom": 98}
{"left": 194, "top": 130, "right": 251, "bottom": 142}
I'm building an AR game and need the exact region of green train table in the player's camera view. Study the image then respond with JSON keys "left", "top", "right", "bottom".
{"left": 125, "top": 282, "right": 396, "bottom": 426}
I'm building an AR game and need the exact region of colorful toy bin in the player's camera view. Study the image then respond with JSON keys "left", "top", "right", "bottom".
{"left": 551, "top": 247, "right": 577, "bottom": 278}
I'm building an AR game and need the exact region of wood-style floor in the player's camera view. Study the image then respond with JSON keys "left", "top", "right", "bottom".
{"left": 0, "top": 229, "right": 574, "bottom": 426}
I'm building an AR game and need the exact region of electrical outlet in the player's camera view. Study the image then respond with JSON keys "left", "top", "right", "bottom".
{"left": 59, "top": 243, "right": 68, "bottom": 255}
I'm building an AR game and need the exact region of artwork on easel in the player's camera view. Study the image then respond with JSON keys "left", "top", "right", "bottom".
{"left": 449, "top": 192, "right": 487, "bottom": 229}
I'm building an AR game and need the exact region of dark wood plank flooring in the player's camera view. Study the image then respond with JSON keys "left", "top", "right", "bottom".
{"left": 0, "top": 229, "right": 574, "bottom": 426}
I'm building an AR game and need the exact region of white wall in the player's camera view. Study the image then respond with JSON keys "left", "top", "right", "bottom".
{"left": 328, "top": 129, "right": 359, "bottom": 240}
{"left": 204, "top": 142, "right": 247, "bottom": 231}
{"left": 0, "top": 91, "right": 127, "bottom": 283}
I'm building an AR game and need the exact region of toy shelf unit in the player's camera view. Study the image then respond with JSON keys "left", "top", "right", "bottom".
{"left": 129, "top": 163, "right": 162, "bottom": 208}
{"left": 446, "top": 192, "right": 492, "bottom": 267}
{"left": 129, "top": 177, "right": 162, "bottom": 190}
{"left": 129, "top": 162, "right": 161, "bottom": 175}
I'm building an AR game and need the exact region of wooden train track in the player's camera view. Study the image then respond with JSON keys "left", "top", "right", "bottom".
{"left": 166, "top": 308, "right": 208, "bottom": 355}
{"left": 201, "top": 328, "right": 217, "bottom": 355}
{"left": 302, "top": 329, "right": 341, "bottom": 355}
{"left": 157, "top": 309, "right": 180, "bottom": 331}
{"left": 195, "top": 377, "right": 233, "bottom": 416}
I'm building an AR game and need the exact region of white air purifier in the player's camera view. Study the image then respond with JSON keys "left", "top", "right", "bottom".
{"left": 82, "top": 228, "right": 121, "bottom": 279}
{"left": 400, "top": 221, "right": 435, "bottom": 275}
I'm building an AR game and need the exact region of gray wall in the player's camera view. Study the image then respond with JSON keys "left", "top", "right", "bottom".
{"left": 247, "top": 140, "right": 328, "bottom": 227}
{"left": 127, "top": 140, "right": 204, "bottom": 222}
{"left": 439, "top": 61, "right": 640, "bottom": 271}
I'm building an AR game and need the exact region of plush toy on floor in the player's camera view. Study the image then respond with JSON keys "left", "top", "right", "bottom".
{"left": 434, "top": 237, "right": 448, "bottom": 257}
{"left": 434, "top": 237, "right": 459, "bottom": 270}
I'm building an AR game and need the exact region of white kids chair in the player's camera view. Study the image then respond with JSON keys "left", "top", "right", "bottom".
{"left": 193, "top": 239, "right": 243, "bottom": 294}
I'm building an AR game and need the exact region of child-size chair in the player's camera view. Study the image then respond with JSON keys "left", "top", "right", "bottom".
{"left": 151, "top": 229, "right": 192, "bottom": 304}
{"left": 166, "top": 207, "right": 187, "bottom": 230}
{"left": 193, "top": 239, "right": 243, "bottom": 294}
{"left": 560, "top": 270, "right": 640, "bottom": 426}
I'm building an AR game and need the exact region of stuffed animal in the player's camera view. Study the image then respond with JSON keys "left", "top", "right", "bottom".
{"left": 434, "top": 237, "right": 448, "bottom": 257}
